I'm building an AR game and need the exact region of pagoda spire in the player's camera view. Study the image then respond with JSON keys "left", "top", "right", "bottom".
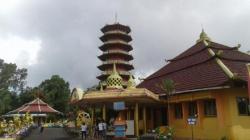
{"left": 127, "top": 74, "right": 136, "bottom": 89}
{"left": 196, "top": 29, "right": 211, "bottom": 43}
{"left": 115, "top": 12, "right": 118, "bottom": 23}
{"left": 106, "top": 63, "right": 123, "bottom": 89}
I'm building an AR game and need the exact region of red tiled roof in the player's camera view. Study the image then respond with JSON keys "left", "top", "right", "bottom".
{"left": 8, "top": 98, "right": 61, "bottom": 114}
{"left": 138, "top": 40, "right": 250, "bottom": 94}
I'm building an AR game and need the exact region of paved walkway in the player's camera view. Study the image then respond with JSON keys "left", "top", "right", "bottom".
{"left": 24, "top": 127, "right": 80, "bottom": 140}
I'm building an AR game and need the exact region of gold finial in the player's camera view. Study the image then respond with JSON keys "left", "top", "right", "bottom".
{"left": 113, "top": 62, "right": 117, "bottom": 73}
{"left": 196, "top": 29, "right": 211, "bottom": 43}
{"left": 106, "top": 63, "right": 123, "bottom": 89}
{"left": 127, "top": 74, "right": 136, "bottom": 89}
{"left": 100, "top": 83, "right": 103, "bottom": 91}
{"left": 236, "top": 44, "right": 241, "bottom": 49}
{"left": 216, "top": 50, "right": 223, "bottom": 56}
{"left": 247, "top": 51, "right": 250, "bottom": 55}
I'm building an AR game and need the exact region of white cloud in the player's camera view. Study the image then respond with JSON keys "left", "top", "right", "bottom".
{"left": 0, "top": 35, "right": 41, "bottom": 67}
{"left": 0, "top": 0, "right": 250, "bottom": 88}
{"left": 0, "top": 0, "right": 22, "bottom": 15}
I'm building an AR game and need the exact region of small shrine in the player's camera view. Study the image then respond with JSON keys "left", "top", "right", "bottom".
{"left": 3, "top": 98, "right": 61, "bottom": 125}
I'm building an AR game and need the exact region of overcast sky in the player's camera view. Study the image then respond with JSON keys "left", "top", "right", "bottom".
{"left": 0, "top": 0, "right": 250, "bottom": 89}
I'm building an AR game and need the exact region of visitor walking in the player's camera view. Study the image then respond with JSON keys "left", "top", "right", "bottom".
{"left": 93, "top": 121, "right": 99, "bottom": 139}
{"left": 40, "top": 123, "right": 44, "bottom": 133}
{"left": 81, "top": 122, "right": 88, "bottom": 140}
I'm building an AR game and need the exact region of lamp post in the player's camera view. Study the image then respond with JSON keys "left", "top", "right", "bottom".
{"left": 246, "top": 64, "right": 250, "bottom": 112}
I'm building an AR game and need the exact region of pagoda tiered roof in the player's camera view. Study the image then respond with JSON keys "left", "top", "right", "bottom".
{"left": 98, "top": 50, "right": 133, "bottom": 61}
{"left": 99, "top": 42, "right": 133, "bottom": 52}
{"left": 138, "top": 31, "right": 250, "bottom": 94}
{"left": 98, "top": 61, "right": 134, "bottom": 71}
{"left": 101, "top": 23, "right": 131, "bottom": 33}
{"left": 97, "top": 23, "right": 134, "bottom": 83}
{"left": 100, "top": 33, "right": 132, "bottom": 42}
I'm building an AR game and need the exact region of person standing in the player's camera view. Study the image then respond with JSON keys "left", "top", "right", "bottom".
{"left": 98, "top": 121, "right": 104, "bottom": 139}
{"left": 102, "top": 120, "right": 107, "bottom": 140}
{"left": 94, "top": 121, "right": 99, "bottom": 139}
{"left": 81, "top": 122, "right": 88, "bottom": 140}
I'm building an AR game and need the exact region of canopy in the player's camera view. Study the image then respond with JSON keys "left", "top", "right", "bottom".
{"left": 6, "top": 98, "right": 61, "bottom": 115}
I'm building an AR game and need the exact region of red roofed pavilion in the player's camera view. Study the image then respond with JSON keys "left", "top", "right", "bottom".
{"left": 4, "top": 98, "right": 61, "bottom": 124}
{"left": 8, "top": 98, "right": 61, "bottom": 114}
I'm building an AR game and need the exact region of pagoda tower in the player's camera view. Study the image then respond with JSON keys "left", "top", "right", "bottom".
{"left": 97, "top": 23, "right": 134, "bottom": 86}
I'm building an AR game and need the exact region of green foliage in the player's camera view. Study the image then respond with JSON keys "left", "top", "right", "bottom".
{"left": 0, "top": 90, "right": 12, "bottom": 114}
{"left": 0, "top": 58, "right": 70, "bottom": 116}
{"left": 157, "top": 79, "right": 175, "bottom": 127}
{"left": 157, "top": 79, "right": 175, "bottom": 96}
{"left": 155, "top": 126, "right": 174, "bottom": 140}
{"left": 18, "top": 87, "right": 37, "bottom": 106}
{"left": 39, "top": 75, "right": 70, "bottom": 113}
{"left": 0, "top": 59, "right": 27, "bottom": 92}
{"left": 0, "top": 59, "right": 28, "bottom": 114}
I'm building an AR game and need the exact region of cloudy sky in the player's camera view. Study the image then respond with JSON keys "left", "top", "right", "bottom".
{"left": 0, "top": 0, "right": 250, "bottom": 89}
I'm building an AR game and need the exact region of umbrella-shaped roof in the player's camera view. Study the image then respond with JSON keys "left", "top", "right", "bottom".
{"left": 7, "top": 98, "right": 61, "bottom": 114}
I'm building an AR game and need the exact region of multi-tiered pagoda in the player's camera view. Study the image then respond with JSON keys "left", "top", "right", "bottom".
{"left": 97, "top": 23, "right": 134, "bottom": 87}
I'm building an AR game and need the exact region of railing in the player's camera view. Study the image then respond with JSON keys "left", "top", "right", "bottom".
{"left": 103, "top": 50, "right": 130, "bottom": 55}
{"left": 103, "top": 40, "right": 129, "bottom": 45}
{"left": 102, "top": 60, "right": 132, "bottom": 65}
{"left": 104, "top": 30, "right": 128, "bottom": 35}
{"left": 101, "top": 71, "right": 130, "bottom": 75}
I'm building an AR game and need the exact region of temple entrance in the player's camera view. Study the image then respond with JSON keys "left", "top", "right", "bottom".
{"left": 88, "top": 102, "right": 167, "bottom": 137}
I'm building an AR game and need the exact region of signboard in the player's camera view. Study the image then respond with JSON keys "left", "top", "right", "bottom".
{"left": 113, "top": 101, "right": 125, "bottom": 110}
{"left": 126, "top": 120, "right": 134, "bottom": 135}
{"left": 187, "top": 117, "right": 197, "bottom": 125}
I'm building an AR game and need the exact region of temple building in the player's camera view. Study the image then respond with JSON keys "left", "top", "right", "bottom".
{"left": 138, "top": 30, "right": 250, "bottom": 139}
{"left": 97, "top": 23, "right": 134, "bottom": 87}
{"left": 71, "top": 21, "right": 250, "bottom": 139}
{"left": 71, "top": 23, "right": 167, "bottom": 137}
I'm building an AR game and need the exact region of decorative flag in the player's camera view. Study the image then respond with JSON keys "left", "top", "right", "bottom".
{"left": 246, "top": 64, "right": 250, "bottom": 112}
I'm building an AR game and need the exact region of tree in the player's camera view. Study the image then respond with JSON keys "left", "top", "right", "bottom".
{"left": 157, "top": 79, "right": 175, "bottom": 126}
{"left": 0, "top": 59, "right": 27, "bottom": 92}
{"left": 0, "top": 90, "right": 12, "bottom": 114}
{"left": 0, "top": 59, "right": 28, "bottom": 114}
{"left": 39, "top": 75, "right": 70, "bottom": 113}
{"left": 18, "top": 87, "right": 38, "bottom": 106}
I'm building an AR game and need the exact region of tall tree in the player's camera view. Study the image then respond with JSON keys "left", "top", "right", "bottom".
{"left": 0, "top": 59, "right": 27, "bottom": 114}
{"left": 157, "top": 79, "right": 175, "bottom": 126}
{"left": 0, "top": 59, "right": 27, "bottom": 92}
{"left": 39, "top": 75, "right": 70, "bottom": 113}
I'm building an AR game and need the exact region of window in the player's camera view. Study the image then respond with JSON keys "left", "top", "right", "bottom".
{"left": 204, "top": 99, "right": 217, "bottom": 116}
{"left": 188, "top": 101, "right": 197, "bottom": 117}
{"left": 236, "top": 97, "right": 249, "bottom": 115}
{"left": 174, "top": 103, "right": 183, "bottom": 119}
